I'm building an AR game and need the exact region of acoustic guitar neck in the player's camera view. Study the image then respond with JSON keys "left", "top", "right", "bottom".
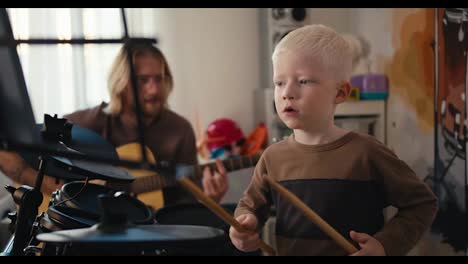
{"left": 130, "top": 154, "right": 261, "bottom": 194}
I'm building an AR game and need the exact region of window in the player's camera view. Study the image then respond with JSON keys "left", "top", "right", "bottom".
{"left": 7, "top": 8, "right": 155, "bottom": 122}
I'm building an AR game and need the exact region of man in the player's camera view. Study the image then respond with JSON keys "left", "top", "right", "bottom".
{"left": 0, "top": 40, "right": 228, "bottom": 207}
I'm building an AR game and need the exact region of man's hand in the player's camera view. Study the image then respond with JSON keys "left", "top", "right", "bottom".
{"left": 202, "top": 159, "right": 228, "bottom": 203}
{"left": 0, "top": 151, "right": 27, "bottom": 181}
{"left": 349, "top": 230, "right": 386, "bottom": 256}
{"left": 0, "top": 150, "right": 63, "bottom": 194}
{"left": 229, "top": 213, "right": 260, "bottom": 252}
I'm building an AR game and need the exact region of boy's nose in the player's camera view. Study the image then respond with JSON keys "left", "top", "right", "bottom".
{"left": 282, "top": 85, "right": 295, "bottom": 100}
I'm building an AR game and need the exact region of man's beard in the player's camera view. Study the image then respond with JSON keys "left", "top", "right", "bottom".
{"left": 141, "top": 100, "right": 163, "bottom": 118}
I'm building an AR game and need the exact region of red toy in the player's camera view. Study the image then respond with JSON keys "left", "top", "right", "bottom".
{"left": 206, "top": 118, "right": 245, "bottom": 152}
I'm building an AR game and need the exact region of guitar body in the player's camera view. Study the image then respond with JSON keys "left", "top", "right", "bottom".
{"left": 115, "top": 143, "right": 164, "bottom": 210}
{"left": 38, "top": 192, "right": 51, "bottom": 214}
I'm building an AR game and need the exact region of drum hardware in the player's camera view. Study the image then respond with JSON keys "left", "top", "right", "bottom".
{"left": 0, "top": 7, "right": 163, "bottom": 256}
{"left": 36, "top": 193, "right": 226, "bottom": 256}
{"left": 23, "top": 244, "right": 43, "bottom": 256}
{"left": 2, "top": 117, "right": 136, "bottom": 256}
{"left": 37, "top": 224, "right": 226, "bottom": 256}
{"left": 13, "top": 181, "right": 156, "bottom": 256}
{"left": 41, "top": 114, "right": 73, "bottom": 147}
{"left": 3, "top": 157, "right": 47, "bottom": 256}
{"left": 20, "top": 121, "right": 135, "bottom": 183}
{"left": 52, "top": 178, "right": 91, "bottom": 209}
{"left": 52, "top": 181, "right": 154, "bottom": 225}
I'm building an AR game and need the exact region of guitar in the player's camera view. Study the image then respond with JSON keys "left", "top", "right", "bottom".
{"left": 115, "top": 143, "right": 260, "bottom": 210}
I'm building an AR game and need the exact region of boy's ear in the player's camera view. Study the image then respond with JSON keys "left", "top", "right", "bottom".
{"left": 334, "top": 81, "right": 351, "bottom": 104}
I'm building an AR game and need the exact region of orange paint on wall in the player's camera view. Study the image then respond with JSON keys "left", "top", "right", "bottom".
{"left": 383, "top": 8, "right": 435, "bottom": 131}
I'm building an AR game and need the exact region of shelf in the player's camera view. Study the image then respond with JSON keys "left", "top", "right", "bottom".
{"left": 335, "top": 100, "right": 386, "bottom": 116}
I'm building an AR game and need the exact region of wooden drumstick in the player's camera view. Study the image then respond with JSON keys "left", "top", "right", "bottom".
{"left": 263, "top": 175, "right": 358, "bottom": 255}
{"left": 178, "top": 177, "right": 276, "bottom": 256}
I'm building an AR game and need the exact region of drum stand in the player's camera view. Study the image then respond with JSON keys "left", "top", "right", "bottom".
{"left": 2, "top": 157, "right": 47, "bottom": 256}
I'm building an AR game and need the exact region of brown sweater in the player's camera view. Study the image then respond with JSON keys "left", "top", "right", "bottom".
{"left": 235, "top": 131, "right": 438, "bottom": 256}
{"left": 64, "top": 102, "right": 198, "bottom": 206}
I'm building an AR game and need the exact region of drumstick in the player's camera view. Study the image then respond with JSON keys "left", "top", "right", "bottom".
{"left": 263, "top": 175, "right": 358, "bottom": 254}
{"left": 178, "top": 177, "right": 276, "bottom": 256}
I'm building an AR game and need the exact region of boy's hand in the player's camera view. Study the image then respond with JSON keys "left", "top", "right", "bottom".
{"left": 229, "top": 213, "right": 260, "bottom": 252}
{"left": 349, "top": 230, "right": 386, "bottom": 256}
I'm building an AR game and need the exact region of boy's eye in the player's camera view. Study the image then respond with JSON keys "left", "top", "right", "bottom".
{"left": 299, "top": 79, "right": 311, "bottom": 85}
{"left": 274, "top": 81, "right": 283, "bottom": 86}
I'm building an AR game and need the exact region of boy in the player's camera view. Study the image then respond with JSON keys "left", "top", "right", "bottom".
{"left": 229, "top": 24, "right": 438, "bottom": 256}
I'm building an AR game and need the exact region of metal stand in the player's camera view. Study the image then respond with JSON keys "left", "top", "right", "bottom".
{"left": 2, "top": 157, "right": 46, "bottom": 256}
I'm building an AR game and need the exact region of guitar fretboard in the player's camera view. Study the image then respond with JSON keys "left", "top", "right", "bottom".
{"left": 130, "top": 154, "right": 260, "bottom": 194}
{"left": 198, "top": 154, "right": 260, "bottom": 175}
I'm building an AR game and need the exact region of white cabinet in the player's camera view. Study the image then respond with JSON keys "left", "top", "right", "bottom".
{"left": 335, "top": 100, "right": 387, "bottom": 144}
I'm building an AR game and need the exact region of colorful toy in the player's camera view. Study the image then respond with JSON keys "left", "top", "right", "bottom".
{"left": 243, "top": 123, "right": 268, "bottom": 156}
{"left": 351, "top": 74, "right": 388, "bottom": 100}
{"left": 205, "top": 118, "right": 245, "bottom": 159}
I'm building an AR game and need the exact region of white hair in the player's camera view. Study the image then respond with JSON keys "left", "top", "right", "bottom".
{"left": 272, "top": 24, "right": 353, "bottom": 81}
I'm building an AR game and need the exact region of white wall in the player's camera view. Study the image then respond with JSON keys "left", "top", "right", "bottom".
{"left": 308, "top": 8, "right": 351, "bottom": 33}
{"left": 152, "top": 8, "right": 260, "bottom": 135}
{"left": 347, "top": 9, "right": 394, "bottom": 72}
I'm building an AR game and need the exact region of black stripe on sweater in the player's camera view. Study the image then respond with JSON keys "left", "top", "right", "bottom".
{"left": 273, "top": 179, "right": 386, "bottom": 240}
